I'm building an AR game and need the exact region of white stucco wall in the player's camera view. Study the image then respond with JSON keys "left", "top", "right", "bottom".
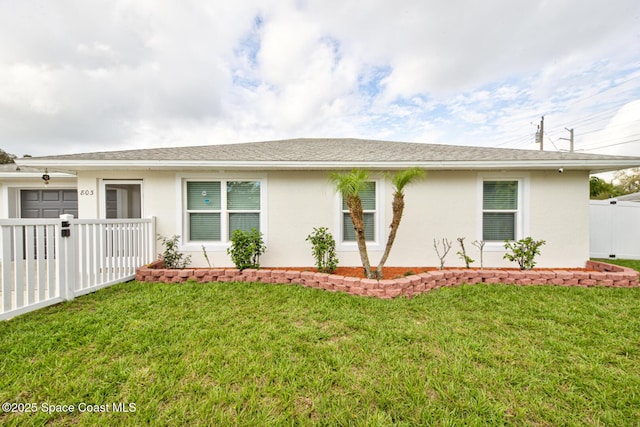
{"left": 528, "top": 170, "right": 590, "bottom": 267}
{"left": 70, "top": 168, "right": 590, "bottom": 269}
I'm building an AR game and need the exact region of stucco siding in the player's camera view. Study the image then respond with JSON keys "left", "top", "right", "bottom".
{"left": 528, "top": 170, "right": 590, "bottom": 267}
{"left": 386, "top": 171, "right": 478, "bottom": 268}
{"left": 68, "top": 168, "right": 592, "bottom": 269}
{"left": 262, "top": 171, "right": 335, "bottom": 267}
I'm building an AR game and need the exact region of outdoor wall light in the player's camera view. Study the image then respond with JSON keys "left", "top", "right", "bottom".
{"left": 42, "top": 169, "right": 50, "bottom": 185}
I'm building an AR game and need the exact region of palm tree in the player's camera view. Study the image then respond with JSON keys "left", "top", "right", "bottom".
{"left": 329, "top": 169, "right": 375, "bottom": 279}
{"left": 375, "top": 167, "right": 425, "bottom": 278}
{"left": 330, "top": 167, "right": 425, "bottom": 280}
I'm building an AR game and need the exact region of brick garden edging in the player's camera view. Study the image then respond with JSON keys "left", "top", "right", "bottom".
{"left": 136, "top": 260, "right": 639, "bottom": 299}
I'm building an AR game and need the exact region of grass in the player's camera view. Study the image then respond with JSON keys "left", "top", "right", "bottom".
{"left": 593, "top": 258, "right": 640, "bottom": 272}
{"left": 1, "top": 280, "right": 640, "bottom": 426}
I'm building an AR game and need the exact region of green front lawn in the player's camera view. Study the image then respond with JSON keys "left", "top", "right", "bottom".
{"left": 1, "top": 280, "right": 639, "bottom": 426}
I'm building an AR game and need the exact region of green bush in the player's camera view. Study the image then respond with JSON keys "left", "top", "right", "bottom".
{"left": 504, "top": 237, "right": 546, "bottom": 270}
{"left": 157, "top": 235, "right": 191, "bottom": 269}
{"left": 227, "top": 228, "right": 266, "bottom": 270}
{"left": 306, "top": 227, "right": 339, "bottom": 274}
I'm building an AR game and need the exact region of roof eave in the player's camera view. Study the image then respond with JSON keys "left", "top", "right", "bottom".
{"left": 15, "top": 158, "right": 640, "bottom": 173}
{"left": 0, "top": 171, "right": 76, "bottom": 179}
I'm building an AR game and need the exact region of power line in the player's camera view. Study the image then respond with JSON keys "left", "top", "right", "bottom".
{"left": 581, "top": 138, "right": 640, "bottom": 152}
{"left": 546, "top": 134, "right": 560, "bottom": 151}
{"left": 491, "top": 132, "right": 537, "bottom": 148}
{"left": 543, "top": 79, "right": 640, "bottom": 136}
{"left": 560, "top": 72, "right": 640, "bottom": 109}
{"left": 578, "top": 119, "right": 640, "bottom": 137}
{"left": 545, "top": 104, "right": 639, "bottom": 137}
{"left": 485, "top": 74, "right": 640, "bottom": 152}
{"left": 580, "top": 132, "right": 640, "bottom": 149}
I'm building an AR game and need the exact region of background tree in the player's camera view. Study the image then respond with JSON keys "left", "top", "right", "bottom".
{"left": 0, "top": 149, "right": 16, "bottom": 164}
{"left": 589, "top": 176, "right": 621, "bottom": 199}
{"left": 375, "top": 167, "right": 425, "bottom": 278}
{"left": 329, "top": 169, "right": 375, "bottom": 278}
{"left": 590, "top": 170, "right": 640, "bottom": 200}
{"left": 615, "top": 168, "right": 640, "bottom": 195}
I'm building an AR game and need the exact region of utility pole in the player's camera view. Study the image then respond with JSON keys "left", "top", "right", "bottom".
{"left": 560, "top": 128, "right": 574, "bottom": 152}
{"left": 535, "top": 116, "right": 544, "bottom": 151}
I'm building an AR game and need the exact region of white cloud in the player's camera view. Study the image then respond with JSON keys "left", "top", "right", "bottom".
{"left": 583, "top": 100, "right": 640, "bottom": 156}
{"left": 0, "top": 0, "right": 639, "bottom": 158}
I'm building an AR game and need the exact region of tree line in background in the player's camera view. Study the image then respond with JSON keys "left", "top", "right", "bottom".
{"left": 590, "top": 168, "right": 640, "bottom": 199}
{"left": 0, "top": 148, "right": 32, "bottom": 164}
{"left": 0, "top": 148, "right": 17, "bottom": 164}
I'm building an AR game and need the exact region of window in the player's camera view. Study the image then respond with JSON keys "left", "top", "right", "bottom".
{"left": 483, "top": 180, "right": 518, "bottom": 241}
{"left": 226, "top": 181, "right": 260, "bottom": 238}
{"left": 186, "top": 180, "right": 261, "bottom": 242}
{"left": 187, "top": 181, "right": 221, "bottom": 241}
{"left": 342, "top": 181, "right": 376, "bottom": 242}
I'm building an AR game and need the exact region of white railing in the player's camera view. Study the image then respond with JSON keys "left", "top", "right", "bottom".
{"left": 73, "top": 219, "right": 156, "bottom": 296}
{"left": 0, "top": 219, "right": 61, "bottom": 320}
{"left": 0, "top": 215, "right": 156, "bottom": 320}
{"left": 590, "top": 200, "right": 640, "bottom": 259}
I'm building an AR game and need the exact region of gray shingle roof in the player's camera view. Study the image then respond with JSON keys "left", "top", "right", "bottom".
{"left": 18, "top": 138, "right": 636, "bottom": 162}
{"left": 15, "top": 138, "right": 640, "bottom": 172}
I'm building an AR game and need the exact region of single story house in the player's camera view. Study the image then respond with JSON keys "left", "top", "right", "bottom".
{"left": 11, "top": 138, "right": 640, "bottom": 268}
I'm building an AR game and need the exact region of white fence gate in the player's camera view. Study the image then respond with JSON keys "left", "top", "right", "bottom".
{"left": 0, "top": 215, "right": 156, "bottom": 320}
{"left": 590, "top": 200, "right": 640, "bottom": 259}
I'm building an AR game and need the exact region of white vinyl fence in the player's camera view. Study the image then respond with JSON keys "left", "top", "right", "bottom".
{"left": 1, "top": 215, "right": 155, "bottom": 320}
{"left": 590, "top": 200, "right": 640, "bottom": 260}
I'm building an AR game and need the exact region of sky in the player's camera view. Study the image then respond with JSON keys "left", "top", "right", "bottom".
{"left": 1, "top": 0, "right": 640, "bottom": 159}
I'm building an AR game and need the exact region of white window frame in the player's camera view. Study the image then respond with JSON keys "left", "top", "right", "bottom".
{"left": 477, "top": 173, "right": 529, "bottom": 252}
{"left": 335, "top": 178, "right": 384, "bottom": 251}
{"left": 178, "top": 175, "right": 267, "bottom": 251}
{"left": 99, "top": 179, "right": 144, "bottom": 219}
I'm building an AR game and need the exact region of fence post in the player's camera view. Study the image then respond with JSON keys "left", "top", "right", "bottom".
{"left": 1, "top": 225, "right": 12, "bottom": 312}
{"left": 149, "top": 216, "right": 157, "bottom": 264}
{"left": 58, "top": 214, "right": 76, "bottom": 301}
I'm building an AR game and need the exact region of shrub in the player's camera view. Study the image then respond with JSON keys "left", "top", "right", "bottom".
{"left": 433, "top": 238, "right": 452, "bottom": 270}
{"left": 503, "top": 237, "right": 546, "bottom": 270}
{"left": 306, "top": 227, "right": 339, "bottom": 274}
{"left": 157, "top": 235, "right": 191, "bottom": 269}
{"left": 227, "top": 228, "right": 266, "bottom": 270}
{"left": 202, "top": 244, "right": 212, "bottom": 268}
{"left": 472, "top": 240, "right": 486, "bottom": 269}
{"left": 456, "top": 237, "right": 474, "bottom": 268}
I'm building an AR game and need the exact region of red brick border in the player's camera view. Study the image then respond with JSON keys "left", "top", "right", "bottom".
{"left": 136, "top": 260, "right": 639, "bottom": 299}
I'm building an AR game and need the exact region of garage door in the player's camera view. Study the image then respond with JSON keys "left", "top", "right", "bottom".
{"left": 20, "top": 190, "right": 78, "bottom": 218}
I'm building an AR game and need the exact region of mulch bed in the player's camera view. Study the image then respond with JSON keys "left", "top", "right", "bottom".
{"left": 272, "top": 266, "right": 594, "bottom": 280}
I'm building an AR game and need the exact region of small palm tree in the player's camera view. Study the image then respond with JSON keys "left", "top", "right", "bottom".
{"left": 375, "top": 167, "right": 425, "bottom": 278}
{"left": 329, "top": 169, "right": 375, "bottom": 279}
{"left": 330, "top": 167, "right": 425, "bottom": 280}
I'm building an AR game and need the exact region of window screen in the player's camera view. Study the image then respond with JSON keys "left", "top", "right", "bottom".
{"left": 483, "top": 181, "right": 518, "bottom": 241}
{"left": 342, "top": 181, "right": 376, "bottom": 242}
